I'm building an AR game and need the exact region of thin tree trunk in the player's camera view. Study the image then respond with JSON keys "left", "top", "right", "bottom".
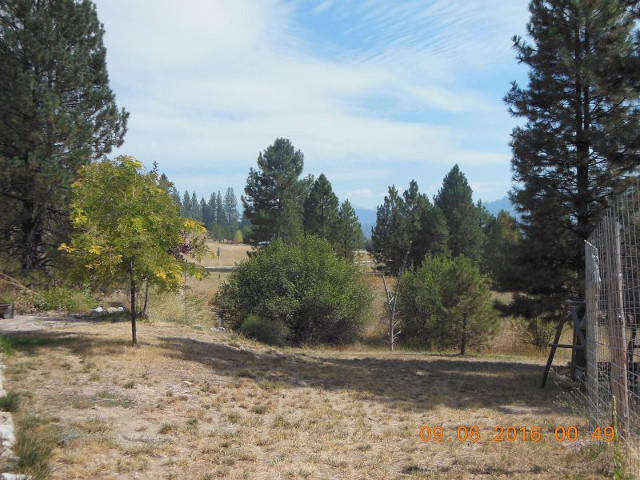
{"left": 460, "top": 312, "right": 468, "bottom": 356}
{"left": 130, "top": 278, "right": 138, "bottom": 346}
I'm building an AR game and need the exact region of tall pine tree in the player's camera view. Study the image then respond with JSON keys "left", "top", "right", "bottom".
{"left": 434, "top": 165, "right": 484, "bottom": 261}
{"left": 0, "top": 0, "right": 128, "bottom": 271}
{"left": 242, "top": 138, "right": 304, "bottom": 244}
{"left": 303, "top": 174, "right": 339, "bottom": 239}
{"left": 223, "top": 187, "right": 239, "bottom": 236}
{"left": 505, "top": 0, "right": 640, "bottom": 304}
{"left": 371, "top": 181, "right": 448, "bottom": 274}
{"left": 334, "top": 200, "right": 363, "bottom": 261}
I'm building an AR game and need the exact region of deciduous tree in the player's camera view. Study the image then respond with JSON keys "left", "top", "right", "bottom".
{"left": 60, "top": 156, "right": 207, "bottom": 345}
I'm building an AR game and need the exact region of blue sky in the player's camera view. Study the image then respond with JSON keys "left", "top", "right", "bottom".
{"left": 93, "top": 0, "right": 531, "bottom": 210}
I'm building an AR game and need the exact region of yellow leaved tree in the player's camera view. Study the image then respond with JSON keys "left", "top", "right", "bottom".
{"left": 60, "top": 156, "right": 208, "bottom": 345}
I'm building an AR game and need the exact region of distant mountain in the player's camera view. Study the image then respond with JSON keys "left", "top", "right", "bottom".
{"left": 483, "top": 196, "right": 518, "bottom": 218}
{"left": 354, "top": 206, "right": 377, "bottom": 239}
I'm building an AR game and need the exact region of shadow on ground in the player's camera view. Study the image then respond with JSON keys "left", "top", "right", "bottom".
{"left": 157, "top": 335, "right": 570, "bottom": 414}
{"left": 0, "top": 327, "right": 572, "bottom": 414}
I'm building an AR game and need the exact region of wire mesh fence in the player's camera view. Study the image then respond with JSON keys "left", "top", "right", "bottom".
{"left": 585, "top": 181, "right": 640, "bottom": 478}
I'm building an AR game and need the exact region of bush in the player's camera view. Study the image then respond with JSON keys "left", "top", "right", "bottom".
{"left": 239, "top": 314, "right": 289, "bottom": 346}
{"left": 34, "top": 286, "right": 95, "bottom": 312}
{"left": 215, "top": 236, "right": 372, "bottom": 346}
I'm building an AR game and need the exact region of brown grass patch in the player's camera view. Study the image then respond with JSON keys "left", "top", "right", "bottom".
{"left": 0, "top": 319, "right": 616, "bottom": 479}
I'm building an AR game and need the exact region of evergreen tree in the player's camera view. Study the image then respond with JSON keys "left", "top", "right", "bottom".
{"left": 201, "top": 197, "right": 213, "bottom": 231}
{"left": 418, "top": 203, "right": 449, "bottom": 259}
{"left": 398, "top": 255, "right": 497, "bottom": 353}
{"left": 242, "top": 138, "right": 304, "bottom": 244}
{"left": 0, "top": 0, "right": 128, "bottom": 271}
{"left": 370, "top": 186, "right": 409, "bottom": 274}
{"left": 216, "top": 191, "right": 226, "bottom": 238}
{"left": 181, "top": 191, "right": 191, "bottom": 218}
{"left": 371, "top": 181, "right": 449, "bottom": 274}
{"left": 334, "top": 200, "right": 364, "bottom": 261}
{"left": 505, "top": 0, "right": 640, "bottom": 302}
{"left": 434, "top": 165, "right": 484, "bottom": 260}
{"left": 190, "top": 192, "right": 202, "bottom": 221}
{"left": 208, "top": 193, "right": 217, "bottom": 225}
{"left": 303, "top": 174, "right": 339, "bottom": 239}
{"left": 223, "top": 187, "right": 239, "bottom": 235}
{"left": 484, "top": 210, "right": 521, "bottom": 290}
{"left": 440, "top": 256, "right": 498, "bottom": 355}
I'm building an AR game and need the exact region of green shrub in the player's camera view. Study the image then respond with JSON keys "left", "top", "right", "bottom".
{"left": 239, "top": 314, "right": 288, "bottom": 346}
{"left": 215, "top": 236, "right": 372, "bottom": 346}
{"left": 34, "top": 286, "right": 95, "bottom": 312}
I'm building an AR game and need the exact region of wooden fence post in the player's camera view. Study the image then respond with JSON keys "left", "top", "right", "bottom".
{"left": 602, "top": 217, "right": 630, "bottom": 438}
{"left": 584, "top": 240, "right": 600, "bottom": 429}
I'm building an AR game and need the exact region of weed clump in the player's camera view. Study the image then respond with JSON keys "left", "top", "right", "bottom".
{"left": 0, "top": 391, "right": 20, "bottom": 412}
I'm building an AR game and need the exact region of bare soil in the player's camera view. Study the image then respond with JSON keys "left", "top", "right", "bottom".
{"left": 0, "top": 315, "right": 614, "bottom": 479}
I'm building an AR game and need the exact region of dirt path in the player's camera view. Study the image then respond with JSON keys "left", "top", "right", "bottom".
{"left": 0, "top": 314, "right": 105, "bottom": 332}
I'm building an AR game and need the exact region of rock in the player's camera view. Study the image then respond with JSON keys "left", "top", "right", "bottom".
{"left": 1, "top": 473, "right": 28, "bottom": 480}
{"left": 106, "top": 307, "right": 118, "bottom": 314}
{"left": 91, "top": 306, "right": 103, "bottom": 313}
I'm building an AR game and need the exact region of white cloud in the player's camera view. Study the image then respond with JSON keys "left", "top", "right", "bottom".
{"left": 346, "top": 188, "right": 374, "bottom": 199}
{"left": 93, "top": 0, "right": 530, "bottom": 207}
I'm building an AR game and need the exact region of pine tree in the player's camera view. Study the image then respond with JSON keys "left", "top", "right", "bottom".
{"left": 371, "top": 181, "right": 449, "bottom": 274}
{"left": 484, "top": 211, "right": 521, "bottom": 290}
{"left": 0, "top": 0, "right": 128, "bottom": 270}
{"left": 190, "top": 192, "right": 202, "bottom": 221}
{"left": 208, "top": 193, "right": 217, "bottom": 225}
{"left": 505, "top": 0, "right": 640, "bottom": 301}
{"left": 441, "top": 256, "right": 498, "bottom": 355}
{"left": 434, "top": 165, "right": 484, "bottom": 261}
{"left": 201, "top": 198, "right": 213, "bottom": 231}
{"left": 216, "top": 191, "right": 226, "bottom": 239}
{"left": 181, "top": 191, "right": 191, "bottom": 218}
{"left": 242, "top": 138, "right": 304, "bottom": 244}
{"left": 303, "top": 174, "right": 339, "bottom": 239}
{"left": 334, "top": 200, "right": 363, "bottom": 261}
{"left": 371, "top": 186, "right": 409, "bottom": 274}
{"left": 223, "top": 188, "right": 239, "bottom": 235}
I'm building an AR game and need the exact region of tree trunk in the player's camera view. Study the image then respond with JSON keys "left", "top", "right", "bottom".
{"left": 19, "top": 202, "right": 43, "bottom": 271}
{"left": 460, "top": 312, "right": 468, "bottom": 356}
{"left": 130, "top": 278, "right": 138, "bottom": 346}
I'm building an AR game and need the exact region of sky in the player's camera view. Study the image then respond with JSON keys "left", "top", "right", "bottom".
{"left": 93, "top": 0, "right": 531, "bottom": 210}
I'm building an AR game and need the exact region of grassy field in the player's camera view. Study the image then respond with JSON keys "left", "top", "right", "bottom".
{"left": 0, "top": 319, "right": 619, "bottom": 479}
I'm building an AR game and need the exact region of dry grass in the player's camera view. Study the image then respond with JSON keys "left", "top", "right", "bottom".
{"left": 0, "top": 318, "right": 618, "bottom": 479}
{"left": 199, "top": 240, "right": 252, "bottom": 267}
